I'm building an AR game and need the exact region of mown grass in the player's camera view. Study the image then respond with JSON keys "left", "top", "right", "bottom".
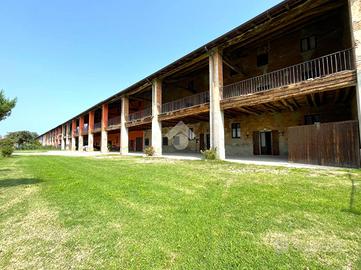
{"left": 0, "top": 155, "right": 360, "bottom": 269}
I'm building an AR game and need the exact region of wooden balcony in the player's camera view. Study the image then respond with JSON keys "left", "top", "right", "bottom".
{"left": 221, "top": 49, "right": 356, "bottom": 109}
{"left": 159, "top": 91, "right": 210, "bottom": 121}
{"left": 126, "top": 107, "right": 152, "bottom": 128}
{"left": 107, "top": 116, "right": 121, "bottom": 130}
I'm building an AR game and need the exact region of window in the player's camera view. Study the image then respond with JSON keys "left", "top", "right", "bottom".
{"left": 162, "top": 137, "right": 168, "bottom": 146}
{"left": 301, "top": 36, "right": 317, "bottom": 52}
{"left": 257, "top": 53, "right": 268, "bottom": 67}
{"left": 231, "top": 123, "right": 241, "bottom": 138}
{"left": 144, "top": 138, "right": 149, "bottom": 146}
{"left": 304, "top": 114, "right": 320, "bottom": 125}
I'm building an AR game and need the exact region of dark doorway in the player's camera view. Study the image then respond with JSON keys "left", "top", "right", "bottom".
{"left": 199, "top": 134, "right": 205, "bottom": 151}
{"left": 260, "top": 131, "right": 272, "bottom": 155}
{"left": 206, "top": 134, "right": 210, "bottom": 150}
{"left": 135, "top": 137, "right": 143, "bottom": 152}
{"left": 129, "top": 140, "right": 135, "bottom": 151}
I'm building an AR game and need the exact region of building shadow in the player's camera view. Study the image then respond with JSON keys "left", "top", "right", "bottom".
{"left": 342, "top": 173, "right": 361, "bottom": 215}
{"left": 0, "top": 178, "right": 43, "bottom": 188}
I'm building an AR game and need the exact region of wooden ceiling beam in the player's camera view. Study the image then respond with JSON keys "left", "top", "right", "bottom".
{"left": 280, "top": 99, "right": 294, "bottom": 111}
{"left": 236, "top": 107, "right": 259, "bottom": 115}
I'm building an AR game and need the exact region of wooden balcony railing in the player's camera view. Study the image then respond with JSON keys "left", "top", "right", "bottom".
{"left": 108, "top": 116, "right": 121, "bottom": 127}
{"left": 128, "top": 107, "right": 152, "bottom": 122}
{"left": 222, "top": 49, "right": 354, "bottom": 99}
{"left": 161, "top": 91, "right": 210, "bottom": 114}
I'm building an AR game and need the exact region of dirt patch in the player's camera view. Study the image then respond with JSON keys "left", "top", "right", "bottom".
{"left": 262, "top": 229, "right": 360, "bottom": 268}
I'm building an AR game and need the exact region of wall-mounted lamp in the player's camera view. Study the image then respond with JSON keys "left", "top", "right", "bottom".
{"left": 246, "top": 132, "right": 250, "bottom": 138}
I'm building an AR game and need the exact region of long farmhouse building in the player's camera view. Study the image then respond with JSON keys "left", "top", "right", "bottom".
{"left": 38, "top": 0, "right": 361, "bottom": 168}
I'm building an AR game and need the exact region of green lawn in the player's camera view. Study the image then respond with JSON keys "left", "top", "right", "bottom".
{"left": 0, "top": 155, "right": 360, "bottom": 269}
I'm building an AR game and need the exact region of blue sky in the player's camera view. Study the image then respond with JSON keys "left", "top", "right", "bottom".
{"left": 0, "top": 0, "right": 282, "bottom": 136}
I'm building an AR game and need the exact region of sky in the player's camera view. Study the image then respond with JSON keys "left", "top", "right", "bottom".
{"left": 0, "top": 0, "right": 282, "bottom": 136}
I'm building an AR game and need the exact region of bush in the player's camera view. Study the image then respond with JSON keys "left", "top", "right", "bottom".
{"left": 144, "top": 146, "right": 155, "bottom": 156}
{"left": 201, "top": 148, "right": 218, "bottom": 160}
{"left": 0, "top": 138, "right": 14, "bottom": 157}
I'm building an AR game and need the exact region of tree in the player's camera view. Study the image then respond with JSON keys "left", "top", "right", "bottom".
{"left": 6, "top": 131, "right": 39, "bottom": 149}
{"left": 0, "top": 89, "right": 17, "bottom": 121}
{"left": 0, "top": 137, "right": 14, "bottom": 157}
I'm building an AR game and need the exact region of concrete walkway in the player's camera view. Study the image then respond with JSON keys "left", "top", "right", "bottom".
{"left": 14, "top": 150, "right": 343, "bottom": 170}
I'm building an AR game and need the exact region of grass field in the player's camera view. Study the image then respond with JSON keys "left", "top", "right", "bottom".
{"left": 0, "top": 155, "right": 360, "bottom": 269}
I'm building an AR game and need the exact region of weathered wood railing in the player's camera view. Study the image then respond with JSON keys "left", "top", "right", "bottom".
{"left": 222, "top": 49, "right": 354, "bottom": 99}
{"left": 128, "top": 107, "right": 152, "bottom": 121}
{"left": 108, "top": 116, "right": 121, "bottom": 127}
{"left": 161, "top": 91, "right": 210, "bottom": 114}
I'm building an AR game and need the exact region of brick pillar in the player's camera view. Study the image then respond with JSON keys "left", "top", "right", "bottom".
{"left": 209, "top": 48, "right": 225, "bottom": 160}
{"left": 152, "top": 79, "right": 162, "bottom": 156}
{"left": 78, "top": 116, "right": 84, "bottom": 151}
{"left": 71, "top": 119, "right": 76, "bottom": 151}
{"left": 349, "top": 0, "right": 361, "bottom": 151}
{"left": 61, "top": 125, "right": 65, "bottom": 150}
{"left": 65, "top": 122, "right": 70, "bottom": 150}
{"left": 120, "top": 96, "right": 129, "bottom": 155}
{"left": 88, "top": 111, "right": 94, "bottom": 152}
{"left": 101, "top": 104, "right": 109, "bottom": 153}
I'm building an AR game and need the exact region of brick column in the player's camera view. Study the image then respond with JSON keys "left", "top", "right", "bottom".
{"left": 152, "top": 79, "right": 162, "bottom": 156}
{"left": 78, "top": 116, "right": 84, "bottom": 151}
{"left": 65, "top": 122, "right": 70, "bottom": 150}
{"left": 88, "top": 111, "right": 94, "bottom": 152}
{"left": 209, "top": 48, "right": 225, "bottom": 160}
{"left": 61, "top": 125, "right": 65, "bottom": 150}
{"left": 120, "top": 96, "right": 129, "bottom": 155}
{"left": 101, "top": 104, "right": 109, "bottom": 153}
{"left": 349, "top": 0, "right": 361, "bottom": 151}
{"left": 71, "top": 119, "right": 76, "bottom": 151}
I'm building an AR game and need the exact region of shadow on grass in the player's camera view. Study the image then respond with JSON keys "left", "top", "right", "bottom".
{"left": 342, "top": 173, "right": 361, "bottom": 215}
{"left": 0, "top": 178, "right": 43, "bottom": 188}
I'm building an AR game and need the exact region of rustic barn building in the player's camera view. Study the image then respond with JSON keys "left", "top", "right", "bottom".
{"left": 38, "top": 0, "right": 361, "bottom": 168}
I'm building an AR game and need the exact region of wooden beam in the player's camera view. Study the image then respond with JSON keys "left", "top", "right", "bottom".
{"left": 291, "top": 98, "right": 300, "bottom": 109}
{"left": 222, "top": 55, "right": 244, "bottom": 75}
{"left": 281, "top": 99, "right": 294, "bottom": 111}
{"left": 236, "top": 107, "right": 259, "bottom": 115}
